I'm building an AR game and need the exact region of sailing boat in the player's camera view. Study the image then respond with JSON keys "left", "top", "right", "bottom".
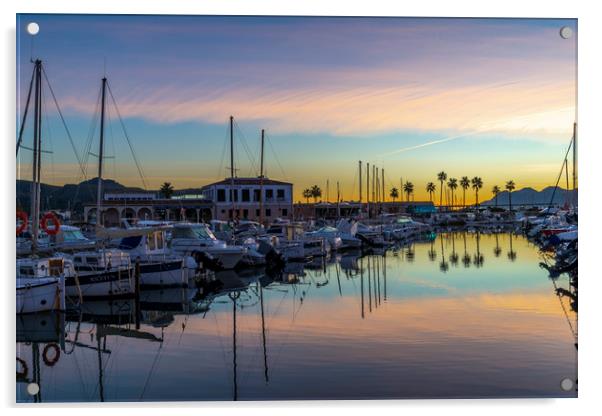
{"left": 63, "top": 76, "right": 135, "bottom": 299}
{"left": 16, "top": 59, "right": 70, "bottom": 314}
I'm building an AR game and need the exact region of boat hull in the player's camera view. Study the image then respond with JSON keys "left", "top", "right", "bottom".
{"left": 17, "top": 278, "right": 64, "bottom": 314}
{"left": 66, "top": 269, "right": 134, "bottom": 299}
{"left": 139, "top": 259, "right": 189, "bottom": 288}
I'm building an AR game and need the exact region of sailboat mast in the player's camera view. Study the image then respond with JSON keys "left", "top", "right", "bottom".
{"left": 229, "top": 116, "right": 236, "bottom": 220}
{"left": 259, "top": 129, "right": 265, "bottom": 225}
{"left": 381, "top": 167, "right": 385, "bottom": 207}
{"left": 358, "top": 160, "right": 362, "bottom": 204}
{"left": 31, "top": 59, "right": 42, "bottom": 253}
{"left": 366, "top": 162, "right": 370, "bottom": 218}
{"left": 96, "top": 77, "right": 107, "bottom": 228}
{"left": 572, "top": 122, "right": 577, "bottom": 207}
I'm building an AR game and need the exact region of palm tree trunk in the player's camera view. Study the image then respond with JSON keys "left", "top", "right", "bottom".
{"left": 439, "top": 181, "right": 443, "bottom": 208}
{"left": 463, "top": 189, "right": 466, "bottom": 208}
{"left": 509, "top": 192, "right": 512, "bottom": 211}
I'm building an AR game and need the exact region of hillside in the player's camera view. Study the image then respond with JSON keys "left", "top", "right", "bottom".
{"left": 480, "top": 186, "right": 577, "bottom": 207}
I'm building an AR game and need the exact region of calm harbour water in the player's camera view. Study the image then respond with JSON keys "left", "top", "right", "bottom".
{"left": 16, "top": 232, "right": 577, "bottom": 402}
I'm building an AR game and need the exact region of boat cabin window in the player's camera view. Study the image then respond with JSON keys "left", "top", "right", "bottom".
{"left": 86, "top": 256, "right": 98, "bottom": 264}
{"left": 19, "top": 267, "right": 35, "bottom": 276}
{"left": 63, "top": 229, "right": 86, "bottom": 241}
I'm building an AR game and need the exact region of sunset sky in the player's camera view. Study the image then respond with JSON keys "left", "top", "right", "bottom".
{"left": 16, "top": 15, "right": 577, "bottom": 203}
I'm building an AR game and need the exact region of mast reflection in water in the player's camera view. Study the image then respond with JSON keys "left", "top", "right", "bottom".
{"left": 16, "top": 232, "right": 577, "bottom": 401}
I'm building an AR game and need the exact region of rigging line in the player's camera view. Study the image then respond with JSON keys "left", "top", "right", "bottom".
{"left": 548, "top": 136, "right": 574, "bottom": 210}
{"left": 16, "top": 64, "right": 36, "bottom": 157}
{"left": 233, "top": 119, "right": 258, "bottom": 176}
{"left": 551, "top": 278, "right": 577, "bottom": 339}
{"left": 106, "top": 81, "right": 148, "bottom": 190}
{"left": 265, "top": 133, "right": 288, "bottom": 181}
{"left": 106, "top": 99, "right": 117, "bottom": 180}
{"left": 41, "top": 93, "right": 56, "bottom": 191}
{"left": 41, "top": 66, "right": 88, "bottom": 181}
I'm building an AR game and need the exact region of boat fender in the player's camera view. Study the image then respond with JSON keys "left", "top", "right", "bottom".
{"left": 40, "top": 212, "right": 61, "bottom": 235}
{"left": 16, "top": 211, "right": 28, "bottom": 235}
{"left": 42, "top": 343, "right": 60, "bottom": 366}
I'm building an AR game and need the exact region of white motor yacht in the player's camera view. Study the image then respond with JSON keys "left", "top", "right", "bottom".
{"left": 170, "top": 223, "right": 246, "bottom": 270}
{"left": 65, "top": 249, "right": 135, "bottom": 298}
{"left": 116, "top": 227, "right": 196, "bottom": 287}
{"left": 16, "top": 257, "right": 71, "bottom": 314}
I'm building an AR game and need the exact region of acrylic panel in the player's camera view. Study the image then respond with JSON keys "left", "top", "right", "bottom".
{"left": 16, "top": 14, "right": 577, "bottom": 402}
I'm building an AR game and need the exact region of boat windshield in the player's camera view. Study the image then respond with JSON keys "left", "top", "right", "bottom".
{"left": 63, "top": 229, "right": 87, "bottom": 241}
{"left": 173, "top": 226, "right": 215, "bottom": 240}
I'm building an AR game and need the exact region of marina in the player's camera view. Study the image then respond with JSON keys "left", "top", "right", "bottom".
{"left": 15, "top": 14, "right": 578, "bottom": 402}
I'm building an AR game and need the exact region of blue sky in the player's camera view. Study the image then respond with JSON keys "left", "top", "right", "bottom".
{"left": 16, "top": 15, "right": 577, "bottom": 201}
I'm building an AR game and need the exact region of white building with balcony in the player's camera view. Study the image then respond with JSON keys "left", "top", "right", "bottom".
{"left": 201, "top": 177, "right": 293, "bottom": 223}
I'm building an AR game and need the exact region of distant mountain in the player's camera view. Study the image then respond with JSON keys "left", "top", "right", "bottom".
{"left": 480, "top": 186, "right": 578, "bottom": 207}
{"left": 16, "top": 178, "right": 145, "bottom": 213}
{"left": 16, "top": 178, "right": 206, "bottom": 214}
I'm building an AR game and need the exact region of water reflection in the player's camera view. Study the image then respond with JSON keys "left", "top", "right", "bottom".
{"left": 17, "top": 232, "right": 577, "bottom": 402}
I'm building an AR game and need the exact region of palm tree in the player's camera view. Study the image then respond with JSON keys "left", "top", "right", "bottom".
{"left": 447, "top": 178, "right": 458, "bottom": 209}
{"left": 471, "top": 176, "right": 483, "bottom": 207}
{"left": 449, "top": 234, "right": 459, "bottom": 266}
{"left": 439, "top": 234, "right": 449, "bottom": 273}
{"left": 505, "top": 180, "right": 516, "bottom": 211}
{"left": 428, "top": 239, "right": 437, "bottom": 262}
{"left": 159, "top": 182, "right": 174, "bottom": 199}
{"left": 462, "top": 232, "right": 471, "bottom": 267}
{"left": 492, "top": 185, "right": 501, "bottom": 208}
{"left": 426, "top": 182, "right": 436, "bottom": 202}
{"left": 460, "top": 176, "right": 470, "bottom": 208}
{"left": 437, "top": 171, "right": 447, "bottom": 208}
{"left": 473, "top": 231, "right": 484, "bottom": 267}
{"left": 389, "top": 187, "right": 399, "bottom": 201}
{"left": 494, "top": 233, "right": 502, "bottom": 257}
{"left": 403, "top": 181, "right": 414, "bottom": 202}
{"left": 302, "top": 188, "right": 312, "bottom": 203}
{"left": 507, "top": 233, "right": 517, "bottom": 261}
{"left": 310, "top": 185, "right": 322, "bottom": 203}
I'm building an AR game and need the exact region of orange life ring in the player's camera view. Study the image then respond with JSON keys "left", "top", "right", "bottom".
{"left": 42, "top": 343, "right": 60, "bottom": 366}
{"left": 16, "top": 211, "right": 28, "bottom": 235}
{"left": 40, "top": 212, "right": 61, "bottom": 235}
{"left": 16, "top": 357, "right": 28, "bottom": 379}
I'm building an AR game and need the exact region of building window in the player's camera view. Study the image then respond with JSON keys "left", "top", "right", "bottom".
{"left": 242, "top": 189, "right": 250, "bottom": 202}
{"left": 282, "top": 208, "right": 288, "bottom": 216}
{"left": 217, "top": 189, "right": 226, "bottom": 202}
{"left": 265, "top": 208, "right": 271, "bottom": 217}
{"left": 253, "top": 189, "right": 261, "bottom": 202}
{"left": 255, "top": 209, "right": 260, "bottom": 217}
{"left": 230, "top": 189, "right": 238, "bottom": 202}
{"left": 277, "top": 189, "right": 285, "bottom": 200}
{"left": 266, "top": 189, "right": 274, "bottom": 200}
{"left": 243, "top": 209, "right": 249, "bottom": 219}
